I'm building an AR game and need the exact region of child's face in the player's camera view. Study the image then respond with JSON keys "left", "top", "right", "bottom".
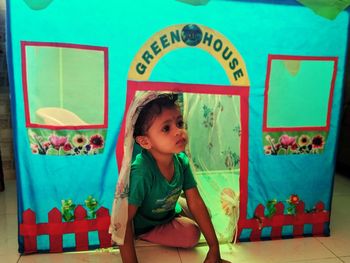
{"left": 141, "top": 107, "right": 188, "bottom": 155}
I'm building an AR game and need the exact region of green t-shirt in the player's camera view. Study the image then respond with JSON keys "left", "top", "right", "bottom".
{"left": 129, "top": 149, "right": 197, "bottom": 235}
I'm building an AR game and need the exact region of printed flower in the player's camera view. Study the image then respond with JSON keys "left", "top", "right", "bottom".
{"left": 275, "top": 143, "right": 281, "bottom": 151}
{"left": 266, "top": 199, "right": 278, "bottom": 218}
{"left": 264, "top": 145, "right": 272, "bottom": 154}
{"left": 220, "top": 188, "right": 236, "bottom": 216}
{"left": 72, "top": 134, "right": 87, "bottom": 147}
{"left": 117, "top": 182, "right": 129, "bottom": 199}
{"left": 202, "top": 105, "right": 214, "bottom": 128}
{"left": 30, "top": 144, "right": 39, "bottom": 154}
{"left": 90, "top": 134, "right": 104, "bottom": 149}
{"left": 233, "top": 126, "right": 241, "bottom": 136}
{"left": 63, "top": 143, "right": 73, "bottom": 152}
{"left": 61, "top": 199, "right": 76, "bottom": 222}
{"left": 42, "top": 141, "right": 51, "bottom": 150}
{"left": 85, "top": 195, "right": 99, "bottom": 219}
{"left": 312, "top": 135, "right": 325, "bottom": 149}
{"left": 291, "top": 143, "right": 298, "bottom": 151}
{"left": 49, "top": 135, "right": 68, "bottom": 150}
{"left": 225, "top": 156, "right": 234, "bottom": 169}
{"left": 298, "top": 135, "right": 310, "bottom": 147}
{"left": 265, "top": 135, "right": 272, "bottom": 141}
{"left": 117, "top": 182, "right": 125, "bottom": 194}
{"left": 279, "top": 134, "right": 296, "bottom": 149}
{"left": 85, "top": 195, "right": 98, "bottom": 210}
{"left": 61, "top": 199, "right": 75, "bottom": 211}
{"left": 288, "top": 194, "right": 300, "bottom": 205}
{"left": 114, "top": 223, "right": 122, "bottom": 231}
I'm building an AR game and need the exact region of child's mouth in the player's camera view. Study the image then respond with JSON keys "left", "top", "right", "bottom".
{"left": 176, "top": 138, "right": 186, "bottom": 146}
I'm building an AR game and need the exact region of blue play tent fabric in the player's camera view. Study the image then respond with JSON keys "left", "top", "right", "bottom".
{"left": 5, "top": 0, "right": 349, "bottom": 253}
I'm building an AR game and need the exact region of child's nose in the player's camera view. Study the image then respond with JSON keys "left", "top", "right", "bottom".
{"left": 174, "top": 126, "right": 183, "bottom": 136}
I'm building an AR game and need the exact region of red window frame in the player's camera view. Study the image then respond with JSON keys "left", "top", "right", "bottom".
{"left": 263, "top": 55, "right": 338, "bottom": 132}
{"left": 21, "top": 41, "right": 109, "bottom": 130}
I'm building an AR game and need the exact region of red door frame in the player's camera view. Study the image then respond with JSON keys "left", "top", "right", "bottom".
{"left": 116, "top": 80, "right": 250, "bottom": 240}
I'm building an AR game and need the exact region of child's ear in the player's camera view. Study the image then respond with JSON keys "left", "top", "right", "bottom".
{"left": 135, "top": 136, "right": 152, "bottom": 150}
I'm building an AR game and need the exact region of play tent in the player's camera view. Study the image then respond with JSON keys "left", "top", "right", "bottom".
{"left": 5, "top": 0, "right": 350, "bottom": 254}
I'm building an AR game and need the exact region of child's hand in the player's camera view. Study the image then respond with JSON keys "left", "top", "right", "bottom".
{"left": 204, "top": 257, "right": 231, "bottom": 263}
{"left": 204, "top": 248, "right": 231, "bottom": 263}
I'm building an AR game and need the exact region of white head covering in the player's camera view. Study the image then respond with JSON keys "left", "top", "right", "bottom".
{"left": 109, "top": 91, "right": 163, "bottom": 245}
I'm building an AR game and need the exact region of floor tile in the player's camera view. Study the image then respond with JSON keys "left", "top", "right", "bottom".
{"left": 333, "top": 174, "right": 350, "bottom": 196}
{"left": 179, "top": 238, "right": 336, "bottom": 263}
{"left": 0, "top": 253, "right": 21, "bottom": 263}
{"left": 341, "top": 256, "right": 350, "bottom": 263}
{"left": 19, "top": 250, "right": 121, "bottom": 263}
{"left": 317, "top": 194, "right": 350, "bottom": 257}
{"left": 136, "top": 246, "right": 181, "bottom": 263}
{"left": 0, "top": 179, "right": 17, "bottom": 215}
{"left": 0, "top": 213, "right": 18, "bottom": 238}
{"left": 330, "top": 194, "right": 350, "bottom": 222}
{"left": 317, "top": 232, "right": 350, "bottom": 257}
{"left": 0, "top": 236, "right": 20, "bottom": 257}
{"left": 287, "top": 258, "right": 343, "bottom": 263}
{"left": 241, "top": 238, "right": 336, "bottom": 263}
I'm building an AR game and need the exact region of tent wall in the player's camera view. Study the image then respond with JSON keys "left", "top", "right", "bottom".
{"left": 5, "top": 0, "right": 349, "bottom": 253}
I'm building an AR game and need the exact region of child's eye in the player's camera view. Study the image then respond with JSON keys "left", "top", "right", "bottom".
{"left": 162, "top": 125, "right": 170, "bottom": 133}
{"left": 177, "top": 120, "right": 184, "bottom": 128}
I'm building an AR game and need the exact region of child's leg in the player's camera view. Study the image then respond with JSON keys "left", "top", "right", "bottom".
{"left": 138, "top": 216, "right": 200, "bottom": 248}
{"left": 178, "top": 196, "right": 194, "bottom": 219}
{"left": 179, "top": 196, "right": 212, "bottom": 218}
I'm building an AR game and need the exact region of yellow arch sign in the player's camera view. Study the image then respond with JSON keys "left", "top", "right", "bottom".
{"left": 128, "top": 24, "right": 250, "bottom": 86}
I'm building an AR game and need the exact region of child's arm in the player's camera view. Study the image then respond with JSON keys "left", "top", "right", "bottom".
{"left": 119, "top": 204, "right": 139, "bottom": 263}
{"left": 185, "top": 187, "right": 230, "bottom": 263}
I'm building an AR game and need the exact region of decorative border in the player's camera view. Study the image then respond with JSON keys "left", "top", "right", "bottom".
{"left": 263, "top": 131, "right": 328, "bottom": 155}
{"left": 263, "top": 55, "right": 338, "bottom": 132}
{"left": 28, "top": 128, "right": 107, "bottom": 155}
{"left": 21, "top": 41, "right": 109, "bottom": 130}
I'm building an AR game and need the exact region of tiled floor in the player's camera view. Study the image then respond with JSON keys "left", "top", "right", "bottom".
{"left": 1, "top": 173, "right": 350, "bottom": 263}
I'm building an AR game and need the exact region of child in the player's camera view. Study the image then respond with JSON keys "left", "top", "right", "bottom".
{"left": 116, "top": 93, "right": 230, "bottom": 263}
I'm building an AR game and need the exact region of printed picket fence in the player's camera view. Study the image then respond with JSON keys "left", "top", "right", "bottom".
{"left": 237, "top": 201, "right": 330, "bottom": 241}
{"left": 19, "top": 201, "right": 330, "bottom": 253}
{"left": 19, "top": 205, "right": 111, "bottom": 253}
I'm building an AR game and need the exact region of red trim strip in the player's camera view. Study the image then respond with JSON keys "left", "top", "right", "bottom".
{"left": 103, "top": 48, "right": 109, "bottom": 128}
{"left": 21, "top": 41, "right": 109, "bottom": 130}
{"left": 262, "top": 57, "right": 272, "bottom": 133}
{"left": 326, "top": 58, "right": 338, "bottom": 130}
{"left": 27, "top": 123, "right": 107, "bottom": 130}
{"left": 238, "top": 87, "right": 249, "bottom": 223}
{"left": 21, "top": 41, "right": 107, "bottom": 52}
{"left": 263, "top": 54, "right": 338, "bottom": 132}
{"left": 21, "top": 42, "right": 32, "bottom": 126}
{"left": 268, "top": 54, "right": 338, "bottom": 61}
{"left": 128, "top": 80, "right": 249, "bottom": 95}
{"left": 263, "top": 126, "right": 329, "bottom": 132}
